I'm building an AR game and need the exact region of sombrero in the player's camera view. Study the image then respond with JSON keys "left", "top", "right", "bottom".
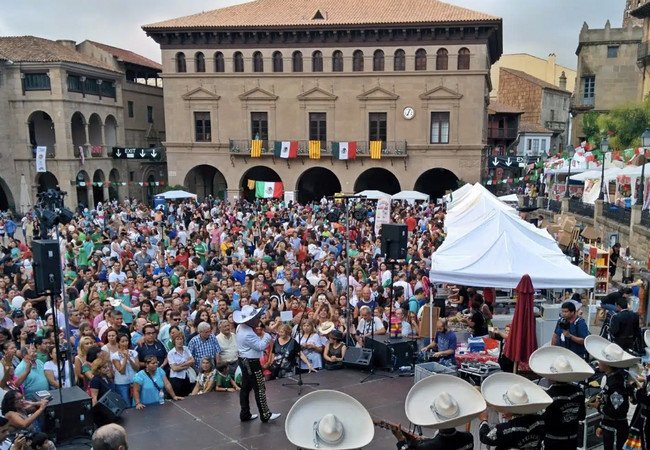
{"left": 233, "top": 305, "right": 264, "bottom": 324}
{"left": 481, "top": 372, "right": 552, "bottom": 414}
{"left": 585, "top": 335, "right": 640, "bottom": 368}
{"left": 318, "top": 321, "right": 335, "bottom": 335}
{"left": 108, "top": 297, "right": 121, "bottom": 308}
{"left": 644, "top": 329, "right": 650, "bottom": 349}
{"left": 528, "top": 346, "right": 594, "bottom": 383}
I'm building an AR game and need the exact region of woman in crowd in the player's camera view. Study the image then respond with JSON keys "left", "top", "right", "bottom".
{"left": 43, "top": 345, "right": 71, "bottom": 389}
{"left": 133, "top": 355, "right": 183, "bottom": 409}
{"left": 90, "top": 359, "right": 116, "bottom": 426}
{"left": 167, "top": 334, "right": 195, "bottom": 397}
{"left": 190, "top": 357, "right": 216, "bottom": 395}
{"left": 74, "top": 336, "right": 95, "bottom": 391}
{"left": 110, "top": 333, "right": 139, "bottom": 405}
{"left": 1, "top": 390, "right": 48, "bottom": 433}
{"left": 101, "top": 327, "right": 119, "bottom": 355}
{"left": 322, "top": 329, "right": 346, "bottom": 370}
{"left": 298, "top": 320, "right": 323, "bottom": 372}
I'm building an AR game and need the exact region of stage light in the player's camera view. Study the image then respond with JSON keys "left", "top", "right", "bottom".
{"left": 57, "top": 208, "right": 74, "bottom": 225}
{"left": 40, "top": 209, "right": 59, "bottom": 228}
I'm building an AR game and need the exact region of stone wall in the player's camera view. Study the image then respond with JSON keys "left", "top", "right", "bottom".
{"left": 498, "top": 69, "right": 542, "bottom": 125}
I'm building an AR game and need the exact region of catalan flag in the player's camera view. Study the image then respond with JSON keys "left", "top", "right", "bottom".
{"left": 247, "top": 179, "right": 256, "bottom": 190}
{"left": 369, "top": 141, "right": 382, "bottom": 159}
{"left": 251, "top": 139, "right": 263, "bottom": 158}
{"left": 309, "top": 140, "right": 321, "bottom": 159}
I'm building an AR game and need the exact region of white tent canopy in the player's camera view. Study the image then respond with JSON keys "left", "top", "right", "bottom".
{"left": 445, "top": 184, "right": 516, "bottom": 229}
{"left": 391, "top": 190, "right": 430, "bottom": 203}
{"left": 498, "top": 194, "right": 519, "bottom": 203}
{"left": 444, "top": 183, "right": 473, "bottom": 206}
{"left": 355, "top": 190, "right": 390, "bottom": 200}
{"left": 154, "top": 190, "right": 197, "bottom": 200}
{"left": 619, "top": 162, "right": 650, "bottom": 178}
{"left": 569, "top": 167, "right": 622, "bottom": 182}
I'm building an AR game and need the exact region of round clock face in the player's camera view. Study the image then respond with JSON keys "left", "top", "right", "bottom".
{"left": 403, "top": 107, "right": 415, "bottom": 120}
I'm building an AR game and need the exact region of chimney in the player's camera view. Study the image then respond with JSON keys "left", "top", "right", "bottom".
{"left": 56, "top": 40, "right": 77, "bottom": 50}
{"left": 559, "top": 71, "right": 567, "bottom": 91}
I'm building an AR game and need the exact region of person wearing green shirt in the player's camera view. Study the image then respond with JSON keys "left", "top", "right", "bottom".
{"left": 348, "top": 242, "right": 360, "bottom": 258}
{"left": 63, "top": 266, "right": 77, "bottom": 286}
{"left": 193, "top": 238, "right": 208, "bottom": 266}
{"left": 76, "top": 242, "right": 90, "bottom": 269}
{"left": 214, "top": 363, "right": 240, "bottom": 392}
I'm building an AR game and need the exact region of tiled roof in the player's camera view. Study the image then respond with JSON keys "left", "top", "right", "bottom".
{"left": 518, "top": 122, "right": 553, "bottom": 134}
{"left": 0, "top": 36, "right": 118, "bottom": 72}
{"left": 500, "top": 67, "right": 571, "bottom": 94}
{"left": 86, "top": 41, "right": 162, "bottom": 71}
{"left": 143, "top": 0, "right": 499, "bottom": 30}
{"left": 488, "top": 100, "right": 523, "bottom": 115}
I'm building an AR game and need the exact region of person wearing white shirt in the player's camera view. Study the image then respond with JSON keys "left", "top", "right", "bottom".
{"left": 393, "top": 272, "right": 413, "bottom": 299}
{"left": 216, "top": 321, "right": 239, "bottom": 376}
{"left": 110, "top": 334, "right": 140, "bottom": 405}
{"left": 167, "top": 334, "right": 195, "bottom": 397}
{"left": 355, "top": 305, "right": 385, "bottom": 347}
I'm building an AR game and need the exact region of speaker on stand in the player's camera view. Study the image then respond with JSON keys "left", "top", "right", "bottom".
{"left": 380, "top": 224, "right": 408, "bottom": 260}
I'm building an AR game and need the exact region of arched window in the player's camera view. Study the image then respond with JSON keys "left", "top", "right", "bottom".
{"left": 292, "top": 51, "right": 303, "bottom": 72}
{"left": 272, "top": 51, "right": 283, "bottom": 72}
{"left": 233, "top": 52, "right": 244, "bottom": 72}
{"left": 415, "top": 49, "right": 427, "bottom": 71}
{"left": 195, "top": 52, "right": 205, "bottom": 73}
{"left": 332, "top": 51, "right": 343, "bottom": 72}
{"left": 394, "top": 49, "right": 405, "bottom": 71}
{"left": 373, "top": 50, "right": 384, "bottom": 71}
{"left": 214, "top": 52, "right": 224, "bottom": 72}
{"left": 353, "top": 50, "right": 364, "bottom": 72}
{"left": 312, "top": 51, "right": 323, "bottom": 72}
{"left": 436, "top": 48, "right": 448, "bottom": 70}
{"left": 176, "top": 52, "right": 186, "bottom": 73}
{"left": 458, "top": 47, "right": 470, "bottom": 70}
{"left": 253, "top": 51, "right": 264, "bottom": 72}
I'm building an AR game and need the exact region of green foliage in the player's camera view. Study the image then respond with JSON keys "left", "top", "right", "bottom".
{"left": 595, "top": 98, "right": 650, "bottom": 150}
{"left": 582, "top": 111, "right": 601, "bottom": 145}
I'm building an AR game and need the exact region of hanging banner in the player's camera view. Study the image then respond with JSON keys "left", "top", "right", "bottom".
{"left": 35, "top": 146, "right": 47, "bottom": 173}
{"left": 374, "top": 196, "right": 391, "bottom": 236}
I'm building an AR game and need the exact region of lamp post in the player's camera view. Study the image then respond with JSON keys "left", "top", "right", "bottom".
{"left": 565, "top": 147, "right": 574, "bottom": 198}
{"left": 598, "top": 137, "right": 609, "bottom": 201}
{"left": 638, "top": 129, "right": 650, "bottom": 206}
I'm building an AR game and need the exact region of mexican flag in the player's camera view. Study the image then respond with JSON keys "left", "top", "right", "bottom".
{"left": 332, "top": 141, "right": 357, "bottom": 160}
{"left": 274, "top": 141, "right": 298, "bottom": 159}
{"left": 255, "top": 181, "right": 283, "bottom": 198}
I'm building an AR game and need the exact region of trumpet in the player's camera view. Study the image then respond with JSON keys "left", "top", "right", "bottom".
{"left": 586, "top": 393, "right": 602, "bottom": 408}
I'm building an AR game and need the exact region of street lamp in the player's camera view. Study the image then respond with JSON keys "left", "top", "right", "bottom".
{"left": 638, "top": 129, "right": 650, "bottom": 206}
{"left": 565, "top": 147, "right": 574, "bottom": 198}
{"left": 598, "top": 137, "right": 609, "bottom": 201}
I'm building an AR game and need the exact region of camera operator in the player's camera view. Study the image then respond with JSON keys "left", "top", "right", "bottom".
{"left": 609, "top": 296, "right": 641, "bottom": 352}
{"left": 551, "top": 301, "right": 589, "bottom": 359}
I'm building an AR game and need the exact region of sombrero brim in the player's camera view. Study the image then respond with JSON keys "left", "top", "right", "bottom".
{"left": 233, "top": 307, "right": 263, "bottom": 324}
{"left": 645, "top": 330, "right": 650, "bottom": 349}
{"left": 481, "top": 373, "right": 552, "bottom": 414}
{"left": 528, "top": 346, "right": 595, "bottom": 382}
{"left": 285, "top": 390, "right": 374, "bottom": 449}
{"left": 318, "top": 322, "right": 335, "bottom": 335}
{"left": 585, "top": 335, "right": 640, "bottom": 368}
{"left": 405, "top": 374, "right": 486, "bottom": 429}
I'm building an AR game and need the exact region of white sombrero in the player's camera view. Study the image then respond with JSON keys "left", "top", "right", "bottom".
{"left": 585, "top": 335, "right": 640, "bottom": 368}
{"left": 481, "top": 372, "right": 553, "bottom": 414}
{"left": 405, "top": 374, "right": 486, "bottom": 429}
{"left": 644, "top": 329, "right": 650, "bottom": 349}
{"left": 318, "top": 321, "right": 335, "bottom": 335}
{"left": 285, "top": 390, "right": 374, "bottom": 450}
{"left": 528, "top": 346, "right": 595, "bottom": 383}
{"left": 233, "top": 305, "right": 264, "bottom": 324}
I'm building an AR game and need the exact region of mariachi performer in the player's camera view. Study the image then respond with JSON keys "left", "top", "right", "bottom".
{"left": 234, "top": 305, "right": 281, "bottom": 423}
{"left": 479, "top": 372, "right": 552, "bottom": 449}
{"left": 628, "top": 330, "right": 650, "bottom": 449}
{"left": 529, "top": 346, "right": 594, "bottom": 449}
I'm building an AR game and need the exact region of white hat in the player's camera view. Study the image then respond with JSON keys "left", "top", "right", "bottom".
{"left": 644, "top": 329, "right": 650, "bottom": 349}
{"left": 285, "top": 390, "right": 374, "bottom": 450}
{"left": 108, "top": 297, "right": 121, "bottom": 308}
{"left": 11, "top": 295, "right": 25, "bottom": 311}
{"left": 273, "top": 279, "right": 285, "bottom": 287}
{"left": 318, "top": 321, "right": 335, "bottom": 335}
{"left": 528, "top": 346, "right": 595, "bottom": 383}
{"left": 481, "top": 372, "right": 553, "bottom": 414}
{"left": 585, "top": 335, "right": 640, "bottom": 368}
{"left": 233, "top": 305, "right": 264, "bottom": 324}
{"left": 405, "top": 374, "right": 486, "bottom": 429}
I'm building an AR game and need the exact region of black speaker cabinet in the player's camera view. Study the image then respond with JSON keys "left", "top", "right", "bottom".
{"left": 343, "top": 347, "right": 373, "bottom": 370}
{"left": 380, "top": 224, "right": 408, "bottom": 260}
{"left": 95, "top": 389, "right": 128, "bottom": 422}
{"left": 32, "top": 240, "right": 62, "bottom": 294}
{"left": 365, "top": 337, "right": 417, "bottom": 370}
{"left": 43, "top": 386, "right": 94, "bottom": 442}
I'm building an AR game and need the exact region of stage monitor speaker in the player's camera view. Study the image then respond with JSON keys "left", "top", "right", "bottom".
{"left": 43, "top": 386, "right": 93, "bottom": 443}
{"left": 95, "top": 389, "right": 128, "bottom": 422}
{"left": 343, "top": 347, "right": 373, "bottom": 370}
{"left": 380, "top": 224, "right": 407, "bottom": 260}
{"left": 32, "top": 240, "right": 62, "bottom": 294}
{"left": 365, "top": 337, "right": 417, "bottom": 370}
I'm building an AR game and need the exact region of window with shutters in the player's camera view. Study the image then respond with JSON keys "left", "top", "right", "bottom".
{"left": 415, "top": 49, "right": 427, "bottom": 71}
{"left": 195, "top": 52, "right": 205, "bottom": 72}
{"left": 292, "top": 51, "right": 303, "bottom": 72}
{"left": 430, "top": 112, "right": 450, "bottom": 144}
{"left": 353, "top": 50, "right": 364, "bottom": 72}
{"left": 127, "top": 101, "right": 134, "bottom": 118}
{"left": 22, "top": 73, "right": 50, "bottom": 91}
{"left": 436, "top": 48, "right": 448, "bottom": 70}
{"left": 214, "top": 52, "right": 224, "bottom": 72}
{"left": 309, "top": 113, "right": 327, "bottom": 142}
{"left": 394, "top": 49, "right": 405, "bottom": 71}
{"left": 272, "top": 51, "right": 283, "bottom": 72}
{"left": 251, "top": 112, "right": 269, "bottom": 140}
{"left": 369, "top": 112, "right": 387, "bottom": 141}
{"left": 332, "top": 51, "right": 343, "bottom": 72}
{"left": 233, "top": 52, "right": 244, "bottom": 72}
{"left": 373, "top": 50, "right": 384, "bottom": 71}
{"left": 194, "top": 112, "right": 211, "bottom": 142}
{"left": 312, "top": 51, "right": 323, "bottom": 72}
{"left": 176, "top": 52, "right": 186, "bottom": 73}
{"left": 253, "top": 52, "right": 264, "bottom": 72}
{"left": 458, "top": 48, "right": 470, "bottom": 70}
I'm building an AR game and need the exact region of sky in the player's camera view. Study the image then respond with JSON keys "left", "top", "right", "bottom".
{"left": 0, "top": 0, "right": 627, "bottom": 69}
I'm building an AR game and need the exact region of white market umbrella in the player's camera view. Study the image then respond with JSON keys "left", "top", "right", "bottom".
{"left": 356, "top": 190, "right": 390, "bottom": 200}
{"left": 391, "top": 190, "right": 430, "bottom": 203}
{"left": 19, "top": 174, "right": 32, "bottom": 214}
{"left": 154, "top": 190, "right": 197, "bottom": 200}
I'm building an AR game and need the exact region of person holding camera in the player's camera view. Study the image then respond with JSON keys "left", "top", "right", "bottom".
{"left": 551, "top": 301, "right": 589, "bottom": 359}
{"left": 609, "top": 297, "right": 641, "bottom": 353}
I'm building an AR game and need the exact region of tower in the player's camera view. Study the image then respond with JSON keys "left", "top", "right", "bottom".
{"left": 624, "top": 0, "right": 646, "bottom": 27}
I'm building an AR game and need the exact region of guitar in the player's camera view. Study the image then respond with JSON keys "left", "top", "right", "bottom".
{"left": 373, "top": 418, "right": 421, "bottom": 442}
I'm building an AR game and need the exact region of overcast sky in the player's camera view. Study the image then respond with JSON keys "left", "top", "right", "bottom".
{"left": 0, "top": 0, "right": 626, "bottom": 69}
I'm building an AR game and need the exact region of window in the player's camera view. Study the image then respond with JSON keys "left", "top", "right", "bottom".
{"left": 353, "top": 50, "right": 364, "bottom": 72}
{"left": 253, "top": 52, "right": 264, "bottom": 72}
{"left": 194, "top": 112, "right": 211, "bottom": 142}
{"left": 373, "top": 50, "right": 384, "bottom": 71}
{"left": 527, "top": 138, "right": 540, "bottom": 154}
{"left": 127, "top": 101, "right": 134, "bottom": 118}
{"left": 394, "top": 49, "right": 405, "bottom": 71}
{"left": 233, "top": 52, "right": 244, "bottom": 72}
{"left": 312, "top": 51, "right": 323, "bottom": 72}
{"left": 214, "top": 52, "right": 224, "bottom": 72}
{"left": 251, "top": 112, "right": 268, "bottom": 140}
{"left": 67, "top": 74, "right": 83, "bottom": 92}
{"left": 176, "top": 52, "right": 186, "bottom": 73}
{"left": 415, "top": 49, "right": 427, "bottom": 71}
{"left": 436, "top": 48, "right": 448, "bottom": 70}
{"left": 458, "top": 48, "right": 470, "bottom": 70}
{"left": 368, "top": 112, "right": 387, "bottom": 142}
{"left": 272, "top": 51, "right": 283, "bottom": 72}
{"left": 332, "top": 51, "right": 343, "bottom": 72}
{"left": 22, "top": 73, "right": 50, "bottom": 91}
{"left": 430, "top": 112, "right": 450, "bottom": 144}
{"left": 292, "top": 51, "right": 303, "bottom": 72}
{"left": 147, "top": 106, "right": 153, "bottom": 124}
{"left": 195, "top": 52, "right": 205, "bottom": 72}
{"left": 583, "top": 75, "right": 595, "bottom": 104}
{"left": 550, "top": 109, "right": 555, "bottom": 121}
{"left": 607, "top": 45, "right": 619, "bottom": 58}
{"left": 541, "top": 139, "right": 547, "bottom": 153}
{"left": 309, "top": 112, "right": 327, "bottom": 142}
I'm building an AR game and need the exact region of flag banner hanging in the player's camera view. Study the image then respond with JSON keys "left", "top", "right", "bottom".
{"left": 250, "top": 140, "right": 263, "bottom": 158}
{"left": 255, "top": 181, "right": 283, "bottom": 199}
{"left": 369, "top": 141, "right": 382, "bottom": 160}
{"left": 79, "top": 145, "right": 85, "bottom": 166}
{"left": 332, "top": 141, "right": 357, "bottom": 160}
{"left": 247, "top": 179, "right": 256, "bottom": 190}
{"left": 273, "top": 141, "right": 298, "bottom": 159}
{"left": 308, "top": 140, "right": 321, "bottom": 159}
{"left": 35, "top": 146, "right": 47, "bottom": 173}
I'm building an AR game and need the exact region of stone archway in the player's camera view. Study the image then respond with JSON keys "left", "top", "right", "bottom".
{"left": 76, "top": 170, "right": 90, "bottom": 209}
{"left": 240, "top": 166, "right": 282, "bottom": 201}
{"left": 93, "top": 170, "right": 106, "bottom": 206}
{"left": 184, "top": 165, "right": 228, "bottom": 200}
{"left": 296, "top": 167, "right": 341, "bottom": 204}
{"left": 71, "top": 112, "right": 87, "bottom": 159}
{"left": 36, "top": 172, "right": 58, "bottom": 194}
{"left": 414, "top": 168, "right": 459, "bottom": 201}
{"left": 88, "top": 113, "right": 103, "bottom": 157}
{"left": 27, "top": 111, "right": 56, "bottom": 157}
{"left": 108, "top": 169, "right": 120, "bottom": 202}
{"left": 0, "top": 177, "right": 15, "bottom": 211}
{"left": 354, "top": 168, "right": 401, "bottom": 195}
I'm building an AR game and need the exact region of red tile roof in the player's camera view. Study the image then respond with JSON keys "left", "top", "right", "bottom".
{"left": 86, "top": 41, "right": 162, "bottom": 71}
{"left": 500, "top": 67, "right": 571, "bottom": 94}
{"left": 488, "top": 100, "right": 523, "bottom": 115}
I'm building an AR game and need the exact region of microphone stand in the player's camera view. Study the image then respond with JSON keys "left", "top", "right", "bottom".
{"left": 360, "top": 302, "right": 393, "bottom": 383}
{"left": 282, "top": 303, "right": 319, "bottom": 395}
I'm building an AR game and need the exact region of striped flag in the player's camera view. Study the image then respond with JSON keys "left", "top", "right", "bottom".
{"left": 251, "top": 139, "right": 263, "bottom": 158}
{"left": 309, "top": 140, "right": 321, "bottom": 159}
{"left": 332, "top": 141, "right": 357, "bottom": 160}
{"left": 247, "top": 179, "right": 256, "bottom": 190}
{"left": 369, "top": 141, "right": 382, "bottom": 159}
{"left": 273, "top": 141, "right": 298, "bottom": 159}
{"left": 255, "top": 181, "right": 283, "bottom": 198}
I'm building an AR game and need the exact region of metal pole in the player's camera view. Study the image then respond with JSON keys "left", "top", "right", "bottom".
{"left": 598, "top": 155, "right": 606, "bottom": 201}
{"left": 565, "top": 158, "right": 572, "bottom": 198}
{"left": 639, "top": 156, "right": 646, "bottom": 207}
{"left": 55, "top": 225, "right": 75, "bottom": 387}
{"left": 344, "top": 199, "right": 352, "bottom": 345}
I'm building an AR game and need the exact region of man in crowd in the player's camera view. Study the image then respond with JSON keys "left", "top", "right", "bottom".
{"left": 551, "top": 301, "right": 589, "bottom": 359}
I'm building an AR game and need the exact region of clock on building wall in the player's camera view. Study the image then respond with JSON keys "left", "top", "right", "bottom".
{"left": 403, "top": 106, "right": 415, "bottom": 120}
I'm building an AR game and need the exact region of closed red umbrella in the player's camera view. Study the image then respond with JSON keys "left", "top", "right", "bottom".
{"left": 503, "top": 274, "right": 538, "bottom": 372}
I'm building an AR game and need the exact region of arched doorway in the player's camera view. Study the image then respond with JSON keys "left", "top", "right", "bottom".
{"left": 27, "top": 111, "right": 56, "bottom": 157}
{"left": 76, "top": 171, "right": 90, "bottom": 209}
{"left": 36, "top": 172, "right": 58, "bottom": 194}
{"left": 296, "top": 167, "right": 341, "bottom": 204}
{"left": 146, "top": 173, "right": 157, "bottom": 203}
{"left": 104, "top": 115, "right": 118, "bottom": 148}
{"left": 71, "top": 112, "right": 87, "bottom": 159}
{"left": 414, "top": 168, "right": 459, "bottom": 201}
{"left": 88, "top": 113, "right": 103, "bottom": 157}
{"left": 108, "top": 169, "right": 120, "bottom": 202}
{"left": 354, "top": 168, "right": 400, "bottom": 195}
{"left": 93, "top": 170, "right": 105, "bottom": 206}
{"left": 0, "top": 177, "right": 15, "bottom": 211}
{"left": 184, "top": 165, "right": 228, "bottom": 200}
{"left": 240, "top": 166, "right": 282, "bottom": 201}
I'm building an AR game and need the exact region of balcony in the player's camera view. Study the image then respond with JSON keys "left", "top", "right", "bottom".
{"left": 570, "top": 96, "right": 595, "bottom": 113}
{"left": 545, "top": 121, "right": 567, "bottom": 132}
{"left": 487, "top": 127, "right": 518, "bottom": 140}
{"left": 638, "top": 41, "right": 650, "bottom": 63}
{"left": 229, "top": 140, "right": 407, "bottom": 158}
{"left": 29, "top": 144, "right": 56, "bottom": 158}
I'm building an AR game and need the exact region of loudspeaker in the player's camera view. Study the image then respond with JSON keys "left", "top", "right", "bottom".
{"left": 32, "top": 240, "right": 62, "bottom": 294}
{"left": 343, "top": 347, "right": 373, "bottom": 370}
{"left": 380, "top": 224, "right": 407, "bottom": 260}
{"left": 43, "top": 386, "right": 93, "bottom": 442}
{"left": 365, "top": 337, "right": 417, "bottom": 370}
{"left": 95, "top": 390, "right": 128, "bottom": 422}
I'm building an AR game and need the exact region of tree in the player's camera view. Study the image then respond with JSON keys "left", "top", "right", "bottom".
{"left": 582, "top": 111, "right": 601, "bottom": 145}
{"left": 596, "top": 98, "right": 650, "bottom": 150}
